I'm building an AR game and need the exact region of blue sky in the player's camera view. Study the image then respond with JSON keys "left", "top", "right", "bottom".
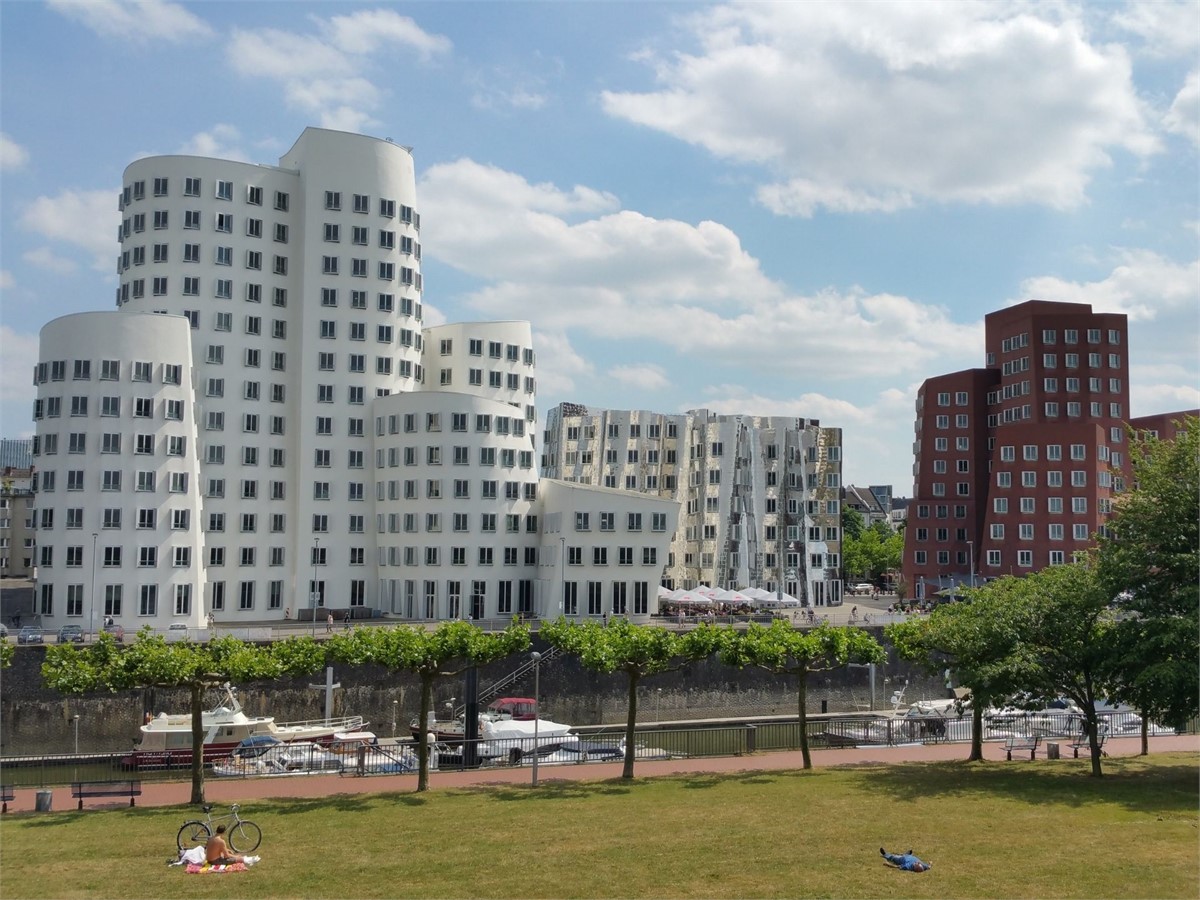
{"left": 1, "top": 0, "right": 1197, "bottom": 493}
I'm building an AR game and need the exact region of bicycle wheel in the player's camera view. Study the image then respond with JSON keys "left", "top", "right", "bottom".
{"left": 227, "top": 819, "right": 262, "bottom": 853}
{"left": 177, "top": 821, "right": 212, "bottom": 852}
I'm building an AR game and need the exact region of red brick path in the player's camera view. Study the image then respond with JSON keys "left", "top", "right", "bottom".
{"left": 5, "top": 733, "right": 1194, "bottom": 814}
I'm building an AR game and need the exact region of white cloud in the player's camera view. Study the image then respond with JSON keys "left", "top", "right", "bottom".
{"left": 1130, "top": 380, "right": 1200, "bottom": 415}
{"left": 22, "top": 247, "right": 77, "bottom": 275}
{"left": 19, "top": 189, "right": 119, "bottom": 272}
{"left": 421, "top": 159, "right": 980, "bottom": 382}
{"left": 227, "top": 11, "right": 450, "bottom": 130}
{"left": 1163, "top": 70, "right": 1200, "bottom": 149}
{"left": 1017, "top": 250, "right": 1200, "bottom": 322}
{"left": 1109, "top": 1, "right": 1200, "bottom": 60}
{"left": 0, "top": 271, "right": 14, "bottom": 290}
{"left": 48, "top": 0, "right": 213, "bottom": 43}
{"left": 530, "top": 330, "right": 595, "bottom": 399}
{"left": 601, "top": 2, "right": 1159, "bottom": 216}
{"left": 0, "top": 327, "right": 39, "bottom": 410}
{"left": 609, "top": 364, "right": 670, "bottom": 392}
{"left": 0, "top": 133, "right": 29, "bottom": 171}
{"left": 177, "top": 124, "right": 250, "bottom": 161}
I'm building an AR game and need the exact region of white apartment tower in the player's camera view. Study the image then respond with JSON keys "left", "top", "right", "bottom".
{"left": 542, "top": 406, "right": 845, "bottom": 606}
{"left": 31, "top": 128, "right": 679, "bottom": 631}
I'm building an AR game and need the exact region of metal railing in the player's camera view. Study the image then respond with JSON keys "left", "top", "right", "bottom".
{"left": 0, "top": 711, "right": 1182, "bottom": 787}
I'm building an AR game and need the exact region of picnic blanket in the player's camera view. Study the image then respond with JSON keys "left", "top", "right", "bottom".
{"left": 186, "top": 862, "right": 248, "bottom": 874}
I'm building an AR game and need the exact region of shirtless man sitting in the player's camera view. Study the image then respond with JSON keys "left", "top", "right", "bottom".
{"left": 205, "top": 825, "right": 255, "bottom": 866}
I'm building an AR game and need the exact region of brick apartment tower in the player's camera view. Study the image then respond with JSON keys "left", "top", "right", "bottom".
{"left": 902, "top": 299, "right": 1194, "bottom": 601}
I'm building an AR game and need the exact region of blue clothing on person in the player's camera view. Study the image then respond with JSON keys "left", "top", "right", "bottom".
{"left": 881, "top": 848, "right": 931, "bottom": 872}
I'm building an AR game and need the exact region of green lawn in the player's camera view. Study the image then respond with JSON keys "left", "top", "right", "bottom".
{"left": 1, "top": 753, "right": 1197, "bottom": 899}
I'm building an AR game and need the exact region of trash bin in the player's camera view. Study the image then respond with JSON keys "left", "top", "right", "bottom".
{"left": 1046, "top": 741, "right": 1060, "bottom": 760}
{"left": 35, "top": 790, "right": 52, "bottom": 812}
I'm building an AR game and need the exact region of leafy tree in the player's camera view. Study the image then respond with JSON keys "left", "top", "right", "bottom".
{"left": 539, "top": 618, "right": 724, "bottom": 779}
{"left": 843, "top": 525, "right": 903, "bottom": 582}
{"left": 0, "top": 637, "right": 12, "bottom": 669}
{"left": 888, "top": 589, "right": 1036, "bottom": 761}
{"left": 326, "top": 620, "right": 529, "bottom": 791}
{"left": 42, "top": 632, "right": 325, "bottom": 803}
{"left": 841, "top": 507, "right": 865, "bottom": 542}
{"left": 980, "top": 563, "right": 1115, "bottom": 776}
{"left": 719, "top": 621, "right": 884, "bottom": 769}
{"left": 1098, "top": 416, "right": 1199, "bottom": 739}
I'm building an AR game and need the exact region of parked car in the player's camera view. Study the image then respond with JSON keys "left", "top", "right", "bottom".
{"left": 0, "top": 622, "right": 8, "bottom": 638}
{"left": 102, "top": 622, "right": 125, "bottom": 642}
{"left": 17, "top": 626, "right": 44, "bottom": 644}
{"left": 57, "top": 624, "right": 85, "bottom": 643}
{"left": 850, "top": 583, "right": 875, "bottom": 595}
{"left": 165, "top": 623, "right": 190, "bottom": 642}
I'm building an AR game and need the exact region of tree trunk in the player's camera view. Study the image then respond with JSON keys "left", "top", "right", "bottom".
{"left": 189, "top": 683, "right": 206, "bottom": 805}
{"left": 1085, "top": 708, "right": 1103, "bottom": 777}
{"left": 968, "top": 702, "right": 983, "bottom": 761}
{"left": 416, "top": 674, "right": 433, "bottom": 792}
{"left": 1140, "top": 708, "right": 1149, "bottom": 756}
{"left": 622, "top": 673, "right": 640, "bottom": 780}
{"left": 797, "top": 673, "right": 811, "bottom": 770}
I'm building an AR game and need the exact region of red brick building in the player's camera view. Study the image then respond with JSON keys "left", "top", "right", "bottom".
{"left": 903, "top": 299, "right": 1196, "bottom": 600}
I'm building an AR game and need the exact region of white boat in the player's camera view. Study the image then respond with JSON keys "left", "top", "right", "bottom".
{"left": 213, "top": 737, "right": 344, "bottom": 777}
{"left": 411, "top": 697, "right": 544, "bottom": 743}
{"left": 476, "top": 715, "right": 576, "bottom": 761}
{"left": 125, "top": 683, "right": 366, "bottom": 768}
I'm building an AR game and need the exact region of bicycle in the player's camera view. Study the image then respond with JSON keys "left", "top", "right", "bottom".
{"left": 177, "top": 803, "right": 262, "bottom": 854}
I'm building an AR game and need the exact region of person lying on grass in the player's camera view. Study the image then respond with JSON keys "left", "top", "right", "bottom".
{"left": 880, "top": 847, "right": 931, "bottom": 872}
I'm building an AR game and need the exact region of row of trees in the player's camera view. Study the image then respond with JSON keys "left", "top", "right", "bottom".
{"left": 888, "top": 418, "right": 1199, "bottom": 777}
{"left": 38, "top": 616, "right": 886, "bottom": 803}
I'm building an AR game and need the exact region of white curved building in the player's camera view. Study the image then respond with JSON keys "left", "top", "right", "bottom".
{"left": 33, "top": 312, "right": 206, "bottom": 631}
{"left": 30, "top": 127, "right": 678, "bottom": 632}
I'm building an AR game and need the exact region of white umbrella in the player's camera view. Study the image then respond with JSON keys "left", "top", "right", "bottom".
{"left": 739, "top": 587, "right": 770, "bottom": 599}
{"left": 656, "top": 585, "right": 673, "bottom": 599}
{"left": 673, "top": 593, "right": 713, "bottom": 606}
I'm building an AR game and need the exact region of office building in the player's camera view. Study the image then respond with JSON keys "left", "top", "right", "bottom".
{"left": 902, "top": 299, "right": 1196, "bottom": 599}
{"left": 543, "top": 406, "right": 845, "bottom": 605}
{"left": 30, "top": 128, "right": 679, "bottom": 631}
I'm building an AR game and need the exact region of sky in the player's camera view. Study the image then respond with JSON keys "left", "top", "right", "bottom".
{"left": 1, "top": 0, "right": 1197, "bottom": 495}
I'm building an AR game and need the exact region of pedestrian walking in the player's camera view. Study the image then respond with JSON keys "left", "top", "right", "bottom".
{"left": 326, "top": 612, "right": 334, "bottom": 633}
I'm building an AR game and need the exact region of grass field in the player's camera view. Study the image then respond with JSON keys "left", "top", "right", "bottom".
{"left": 1, "top": 752, "right": 1196, "bottom": 899}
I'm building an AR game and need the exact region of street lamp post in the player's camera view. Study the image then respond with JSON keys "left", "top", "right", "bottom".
{"left": 530, "top": 651, "right": 541, "bottom": 787}
{"left": 656, "top": 688, "right": 662, "bottom": 723}
{"left": 310, "top": 538, "right": 319, "bottom": 639}
{"left": 89, "top": 533, "right": 98, "bottom": 640}
{"left": 72, "top": 713, "right": 80, "bottom": 781}
{"left": 967, "top": 540, "right": 975, "bottom": 590}
{"left": 392, "top": 700, "right": 398, "bottom": 739}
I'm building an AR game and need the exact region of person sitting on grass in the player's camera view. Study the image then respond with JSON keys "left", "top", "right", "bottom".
{"left": 880, "top": 847, "right": 931, "bottom": 872}
{"left": 205, "top": 825, "right": 258, "bottom": 866}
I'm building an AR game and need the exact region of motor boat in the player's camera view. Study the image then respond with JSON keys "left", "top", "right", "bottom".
{"left": 411, "top": 697, "right": 553, "bottom": 744}
{"left": 124, "top": 683, "right": 366, "bottom": 768}
{"left": 212, "top": 737, "right": 344, "bottom": 777}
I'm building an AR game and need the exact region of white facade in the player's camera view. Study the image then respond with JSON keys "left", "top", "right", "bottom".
{"left": 30, "top": 128, "right": 678, "bottom": 632}
{"left": 542, "top": 406, "right": 845, "bottom": 606}
{"left": 33, "top": 312, "right": 206, "bottom": 630}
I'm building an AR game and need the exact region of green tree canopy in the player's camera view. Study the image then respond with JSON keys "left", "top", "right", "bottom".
{"left": 841, "top": 507, "right": 865, "bottom": 542}
{"left": 1098, "top": 416, "right": 1199, "bottom": 734}
{"left": 539, "top": 618, "right": 724, "bottom": 779}
{"left": 843, "top": 524, "right": 903, "bottom": 581}
{"left": 326, "top": 620, "right": 529, "bottom": 791}
{"left": 42, "top": 632, "right": 326, "bottom": 803}
{"left": 719, "top": 621, "right": 884, "bottom": 769}
{"left": 888, "top": 590, "right": 1036, "bottom": 761}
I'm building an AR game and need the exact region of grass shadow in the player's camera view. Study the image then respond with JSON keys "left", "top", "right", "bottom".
{"left": 852, "top": 754, "right": 1199, "bottom": 815}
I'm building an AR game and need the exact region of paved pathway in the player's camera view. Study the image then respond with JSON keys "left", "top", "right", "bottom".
{"left": 7, "top": 733, "right": 1195, "bottom": 814}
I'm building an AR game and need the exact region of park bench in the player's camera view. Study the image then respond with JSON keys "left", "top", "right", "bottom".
{"left": 1004, "top": 733, "right": 1040, "bottom": 761}
{"left": 1, "top": 785, "right": 13, "bottom": 814}
{"left": 1069, "top": 731, "right": 1108, "bottom": 759}
{"left": 71, "top": 779, "right": 142, "bottom": 810}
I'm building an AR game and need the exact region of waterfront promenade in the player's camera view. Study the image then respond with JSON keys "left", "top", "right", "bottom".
{"left": 4, "top": 733, "right": 1194, "bottom": 814}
